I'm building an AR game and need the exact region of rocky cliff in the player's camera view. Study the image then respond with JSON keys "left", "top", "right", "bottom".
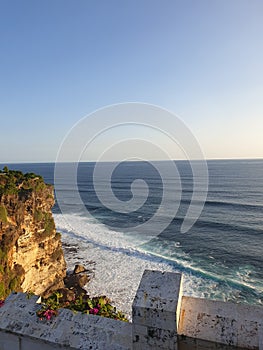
{"left": 0, "top": 168, "right": 66, "bottom": 299}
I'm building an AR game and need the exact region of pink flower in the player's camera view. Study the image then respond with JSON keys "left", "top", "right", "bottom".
{"left": 43, "top": 309, "right": 57, "bottom": 320}
{"left": 89, "top": 307, "right": 99, "bottom": 315}
{"left": 0, "top": 300, "right": 4, "bottom": 308}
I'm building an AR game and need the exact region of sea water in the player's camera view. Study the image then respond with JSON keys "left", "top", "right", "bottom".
{"left": 6, "top": 160, "right": 263, "bottom": 318}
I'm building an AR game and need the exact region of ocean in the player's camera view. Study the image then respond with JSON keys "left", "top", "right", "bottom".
{"left": 5, "top": 159, "right": 263, "bottom": 318}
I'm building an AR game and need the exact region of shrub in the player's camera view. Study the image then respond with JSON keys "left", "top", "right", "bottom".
{"left": 0, "top": 205, "right": 7, "bottom": 223}
{"left": 24, "top": 172, "right": 39, "bottom": 179}
{"left": 0, "top": 168, "right": 45, "bottom": 195}
{"left": 34, "top": 210, "right": 43, "bottom": 222}
{"left": 43, "top": 214, "right": 55, "bottom": 234}
{"left": 4, "top": 182, "right": 18, "bottom": 195}
{"left": 9, "top": 277, "right": 19, "bottom": 291}
{"left": 0, "top": 282, "right": 5, "bottom": 299}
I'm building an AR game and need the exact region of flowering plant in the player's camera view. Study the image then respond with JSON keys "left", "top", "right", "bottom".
{"left": 37, "top": 308, "right": 58, "bottom": 321}
{"left": 0, "top": 299, "right": 4, "bottom": 308}
{"left": 36, "top": 292, "right": 127, "bottom": 322}
{"left": 36, "top": 291, "right": 61, "bottom": 321}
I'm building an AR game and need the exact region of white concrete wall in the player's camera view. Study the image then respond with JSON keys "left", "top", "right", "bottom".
{"left": 0, "top": 292, "right": 132, "bottom": 350}
{"left": 132, "top": 270, "right": 183, "bottom": 350}
{"left": 178, "top": 296, "right": 263, "bottom": 350}
{"left": 0, "top": 271, "right": 263, "bottom": 350}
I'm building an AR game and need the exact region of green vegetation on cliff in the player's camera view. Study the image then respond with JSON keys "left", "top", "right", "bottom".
{"left": 0, "top": 249, "right": 24, "bottom": 299}
{"left": 0, "top": 205, "right": 7, "bottom": 223}
{"left": 0, "top": 166, "right": 44, "bottom": 196}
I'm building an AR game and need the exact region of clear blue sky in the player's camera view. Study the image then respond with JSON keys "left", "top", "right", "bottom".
{"left": 0, "top": 0, "right": 262, "bottom": 162}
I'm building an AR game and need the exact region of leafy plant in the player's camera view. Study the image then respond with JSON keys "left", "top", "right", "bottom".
{"left": 37, "top": 292, "right": 128, "bottom": 322}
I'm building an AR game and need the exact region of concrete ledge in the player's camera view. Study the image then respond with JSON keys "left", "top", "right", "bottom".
{"left": 0, "top": 272, "right": 262, "bottom": 350}
{"left": 178, "top": 296, "right": 263, "bottom": 349}
{"left": 0, "top": 293, "right": 132, "bottom": 350}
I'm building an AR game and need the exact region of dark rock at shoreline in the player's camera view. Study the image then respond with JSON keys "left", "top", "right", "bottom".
{"left": 64, "top": 272, "right": 89, "bottom": 289}
{"left": 73, "top": 264, "right": 86, "bottom": 274}
{"left": 62, "top": 242, "right": 78, "bottom": 254}
{"left": 63, "top": 264, "right": 91, "bottom": 297}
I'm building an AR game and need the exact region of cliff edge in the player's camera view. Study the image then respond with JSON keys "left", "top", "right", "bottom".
{"left": 0, "top": 167, "right": 66, "bottom": 299}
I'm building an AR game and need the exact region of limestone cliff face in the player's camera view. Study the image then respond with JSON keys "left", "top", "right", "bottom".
{"left": 0, "top": 169, "right": 66, "bottom": 298}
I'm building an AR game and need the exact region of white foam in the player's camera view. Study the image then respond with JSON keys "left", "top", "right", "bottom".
{"left": 54, "top": 213, "right": 147, "bottom": 250}
{"left": 54, "top": 213, "right": 248, "bottom": 320}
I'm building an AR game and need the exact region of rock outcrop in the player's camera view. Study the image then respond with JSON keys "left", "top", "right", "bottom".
{"left": 0, "top": 168, "right": 66, "bottom": 299}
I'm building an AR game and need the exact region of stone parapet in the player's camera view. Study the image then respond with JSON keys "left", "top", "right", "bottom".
{"left": 178, "top": 296, "right": 263, "bottom": 350}
{"left": 0, "top": 271, "right": 262, "bottom": 349}
{"left": 0, "top": 292, "right": 132, "bottom": 350}
{"left": 132, "top": 270, "right": 183, "bottom": 349}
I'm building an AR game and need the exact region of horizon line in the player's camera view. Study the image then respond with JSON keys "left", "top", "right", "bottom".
{"left": 1, "top": 157, "right": 263, "bottom": 165}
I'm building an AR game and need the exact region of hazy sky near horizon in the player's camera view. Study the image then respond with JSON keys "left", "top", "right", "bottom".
{"left": 0, "top": 0, "right": 263, "bottom": 163}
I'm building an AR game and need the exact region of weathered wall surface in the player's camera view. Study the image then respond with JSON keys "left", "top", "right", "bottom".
{"left": 132, "top": 270, "right": 182, "bottom": 350}
{"left": 0, "top": 271, "right": 262, "bottom": 350}
{"left": 0, "top": 292, "right": 132, "bottom": 350}
{"left": 178, "top": 296, "right": 263, "bottom": 349}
